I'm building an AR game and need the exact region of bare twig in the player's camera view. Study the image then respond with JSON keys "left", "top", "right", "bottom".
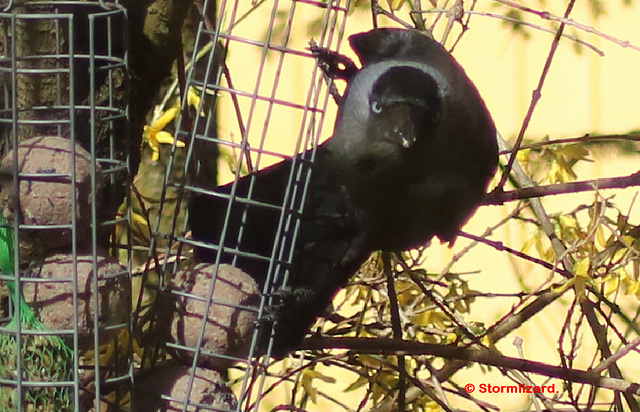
{"left": 497, "top": 0, "right": 576, "bottom": 190}
{"left": 486, "top": 169, "right": 640, "bottom": 204}
{"left": 494, "top": 0, "right": 640, "bottom": 52}
{"left": 300, "top": 337, "right": 640, "bottom": 396}
{"left": 581, "top": 299, "right": 631, "bottom": 411}
{"left": 498, "top": 133, "right": 640, "bottom": 154}
{"left": 592, "top": 335, "right": 640, "bottom": 374}
{"left": 438, "top": 204, "right": 526, "bottom": 281}
{"left": 458, "top": 231, "right": 570, "bottom": 277}
{"left": 465, "top": 9, "right": 604, "bottom": 55}
{"left": 382, "top": 252, "right": 406, "bottom": 412}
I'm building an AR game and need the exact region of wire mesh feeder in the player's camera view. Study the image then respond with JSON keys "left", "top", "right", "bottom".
{"left": 132, "top": 0, "right": 352, "bottom": 410}
{"left": 0, "top": 1, "right": 132, "bottom": 411}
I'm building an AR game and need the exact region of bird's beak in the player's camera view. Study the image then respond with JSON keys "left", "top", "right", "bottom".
{"left": 382, "top": 104, "right": 418, "bottom": 149}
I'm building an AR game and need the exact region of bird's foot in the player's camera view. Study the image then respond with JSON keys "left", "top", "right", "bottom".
{"left": 308, "top": 40, "right": 359, "bottom": 81}
{"left": 258, "top": 286, "right": 315, "bottom": 323}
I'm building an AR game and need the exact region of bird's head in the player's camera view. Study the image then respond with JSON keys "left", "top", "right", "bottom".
{"left": 367, "top": 65, "right": 440, "bottom": 150}
{"left": 329, "top": 60, "right": 446, "bottom": 180}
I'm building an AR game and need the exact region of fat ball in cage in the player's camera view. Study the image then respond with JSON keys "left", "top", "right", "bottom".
{"left": 0, "top": 1, "right": 132, "bottom": 411}
{"left": 135, "top": 0, "right": 353, "bottom": 409}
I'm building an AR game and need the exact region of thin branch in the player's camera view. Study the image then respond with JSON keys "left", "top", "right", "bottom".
{"left": 486, "top": 170, "right": 640, "bottom": 204}
{"left": 498, "top": 0, "right": 576, "bottom": 190}
{"left": 592, "top": 332, "right": 640, "bottom": 374}
{"left": 465, "top": 9, "right": 604, "bottom": 55}
{"left": 397, "top": 258, "right": 480, "bottom": 342}
{"left": 370, "top": 1, "right": 415, "bottom": 29}
{"left": 498, "top": 133, "right": 640, "bottom": 154}
{"left": 437, "top": 204, "right": 526, "bottom": 281}
{"left": 407, "top": 0, "right": 426, "bottom": 31}
{"left": 458, "top": 231, "right": 571, "bottom": 277}
{"left": 383, "top": 252, "right": 407, "bottom": 412}
{"left": 494, "top": 0, "right": 640, "bottom": 52}
{"left": 580, "top": 299, "right": 631, "bottom": 411}
{"left": 300, "top": 337, "right": 640, "bottom": 396}
{"left": 433, "top": 289, "right": 561, "bottom": 383}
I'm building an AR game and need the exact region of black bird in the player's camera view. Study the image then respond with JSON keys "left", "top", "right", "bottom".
{"left": 189, "top": 28, "right": 498, "bottom": 358}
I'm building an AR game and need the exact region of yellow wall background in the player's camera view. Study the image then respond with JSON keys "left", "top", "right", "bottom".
{"left": 220, "top": 1, "right": 640, "bottom": 410}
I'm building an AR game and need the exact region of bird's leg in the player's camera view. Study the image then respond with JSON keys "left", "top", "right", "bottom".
{"left": 309, "top": 41, "right": 359, "bottom": 81}
{"left": 259, "top": 286, "right": 316, "bottom": 323}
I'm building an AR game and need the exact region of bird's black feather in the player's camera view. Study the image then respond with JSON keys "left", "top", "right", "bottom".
{"left": 189, "top": 28, "right": 498, "bottom": 358}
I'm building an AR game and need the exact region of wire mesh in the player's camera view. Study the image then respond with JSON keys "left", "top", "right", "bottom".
{"left": 0, "top": 1, "right": 131, "bottom": 411}
{"left": 132, "top": 0, "right": 352, "bottom": 410}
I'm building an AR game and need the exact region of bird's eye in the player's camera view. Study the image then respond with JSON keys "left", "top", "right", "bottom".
{"left": 370, "top": 100, "right": 382, "bottom": 114}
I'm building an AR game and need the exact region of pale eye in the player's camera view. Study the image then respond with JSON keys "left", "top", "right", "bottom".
{"left": 370, "top": 100, "right": 382, "bottom": 114}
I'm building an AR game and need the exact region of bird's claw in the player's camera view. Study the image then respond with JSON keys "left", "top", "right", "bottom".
{"left": 257, "top": 286, "right": 316, "bottom": 324}
{"left": 308, "top": 40, "right": 359, "bottom": 81}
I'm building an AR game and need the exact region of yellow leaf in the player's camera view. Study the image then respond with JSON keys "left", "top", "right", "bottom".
{"left": 480, "top": 335, "right": 493, "bottom": 347}
{"left": 151, "top": 107, "right": 179, "bottom": 131}
{"left": 601, "top": 274, "right": 621, "bottom": 296}
{"left": 418, "top": 331, "right": 439, "bottom": 344}
{"left": 617, "top": 214, "right": 628, "bottom": 232}
{"left": 560, "top": 215, "right": 578, "bottom": 229}
{"left": 300, "top": 370, "right": 334, "bottom": 404}
{"left": 418, "top": 310, "right": 449, "bottom": 329}
{"left": 574, "top": 277, "right": 588, "bottom": 302}
{"left": 596, "top": 225, "right": 607, "bottom": 249}
{"left": 516, "top": 149, "right": 530, "bottom": 164}
{"left": 552, "top": 278, "right": 575, "bottom": 295}
{"left": 547, "top": 161, "right": 561, "bottom": 184}
{"left": 357, "top": 354, "right": 385, "bottom": 369}
{"left": 620, "top": 235, "right": 636, "bottom": 248}
{"left": 555, "top": 155, "right": 577, "bottom": 181}
{"left": 612, "top": 247, "right": 628, "bottom": 263}
{"left": 143, "top": 107, "right": 186, "bottom": 162}
{"left": 423, "top": 400, "right": 442, "bottom": 412}
{"left": 573, "top": 257, "right": 590, "bottom": 278}
{"left": 142, "top": 125, "right": 153, "bottom": 143}
{"left": 132, "top": 338, "right": 144, "bottom": 359}
{"left": 344, "top": 375, "right": 369, "bottom": 392}
{"left": 521, "top": 235, "right": 536, "bottom": 255}
{"left": 187, "top": 86, "right": 205, "bottom": 116}
{"left": 632, "top": 282, "right": 640, "bottom": 300}
{"left": 309, "top": 369, "right": 336, "bottom": 384}
{"left": 556, "top": 145, "right": 590, "bottom": 161}
{"left": 148, "top": 146, "right": 160, "bottom": 162}
{"left": 444, "top": 333, "right": 457, "bottom": 344}
{"left": 534, "top": 236, "right": 547, "bottom": 260}
{"left": 542, "top": 244, "right": 555, "bottom": 262}
{"left": 412, "top": 310, "right": 434, "bottom": 327}
{"left": 371, "top": 371, "right": 398, "bottom": 402}
{"left": 155, "top": 130, "right": 185, "bottom": 147}
{"left": 300, "top": 370, "right": 318, "bottom": 403}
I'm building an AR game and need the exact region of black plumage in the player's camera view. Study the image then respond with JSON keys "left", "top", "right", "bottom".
{"left": 189, "top": 28, "right": 498, "bottom": 358}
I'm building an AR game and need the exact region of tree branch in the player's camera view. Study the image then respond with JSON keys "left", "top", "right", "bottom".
{"left": 300, "top": 337, "right": 640, "bottom": 396}
{"left": 497, "top": 0, "right": 575, "bottom": 190}
{"left": 485, "top": 169, "right": 640, "bottom": 204}
{"left": 498, "top": 133, "right": 640, "bottom": 154}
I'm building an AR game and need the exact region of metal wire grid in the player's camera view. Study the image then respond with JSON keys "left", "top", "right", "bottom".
{"left": 137, "top": 0, "right": 353, "bottom": 410}
{"left": 0, "top": 1, "right": 131, "bottom": 411}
